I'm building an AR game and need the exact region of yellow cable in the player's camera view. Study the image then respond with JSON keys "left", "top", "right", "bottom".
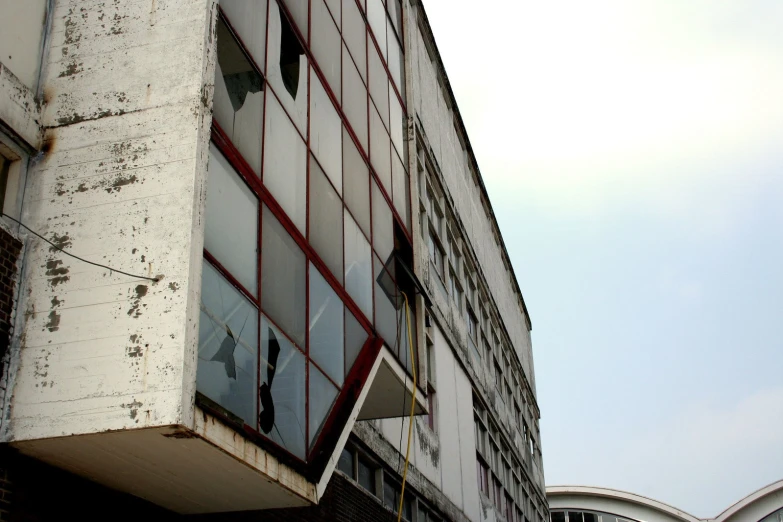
{"left": 397, "top": 291, "right": 417, "bottom": 522}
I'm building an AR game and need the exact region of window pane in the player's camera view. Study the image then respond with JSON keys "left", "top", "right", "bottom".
{"left": 214, "top": 18, "right": 265, "bottom": 174}
{"left": 568, "top": 513, "right": 584, "bottom": 522}
{"left": 309, "top": 362, "right": 339, "bottom": 446}
{"left": 387, "top": 0, "right": 402, "bottom": 40}
{"left": 311, "top": 0, "right": 341, "bottom": 104}
{"left": 263, "top": 92, "right": 307, "bottom": 233}
{"left": 387, "top": 18, "right": 403, "bottom": 95}
{"left": 309, "top": 263, "right": 344, "bottom": 385}
{"left": 219, "top": 0, "right": 268, "bottom": 73}
{"left": 389, "top": 91, "right": 404, "bottom": 159}
{"left": 324, "top": 0, "right": 340, "bottom": 29}
{"left": 281, "top": 0, "right": 308, "bottom": 42}
{"left": 368, "top": 43, "right": 389, "bottom": 130}
{"left": 309, "top": 155, "right": 343, "bottom": 282}
{"left": 372, "top": 179, "right": 393, "bottom": 261}
{"left": 342, "top": 0, "right": 366, "bottom": 83}
{"left": 262, "top": 205, "right": 306, "bottom": 346}
{"left": 205, "top": 145, "right": 259, "bottom": 295}
{"left": 267, "top": 0, "right": 308, "bottom": 131}
{"left": 391, "top": 151, "right": 410, "bottom": 231}
{"left": 310, "top": 69, "right": 343, "bottom": 193}
{"left": 260, "top": 315, "right": 306, "bottom": 459}
{"left": 357, "top": 456, "right": 375, "bottom": 492}
{"left": 366, "top": 0, "right": 386, "bottom": 59}
{"left": 198, "top": 261, "right": 258, "bottom": 427}
{"left": 370, "top": 104, "right": 391, "bottom": 193}
{"left": 343, "top": 126, "right": 371, "bottom": 237}
{"left": 344, "top": 210, "right": 372, "bottom": 319}
{"left": 342, "top": 45, "right": 368, "bottom": 153}
{"left": 337, "top": 447, "right": 354, "bottom": 476}
{"left": 345, "top": 308, "right": 367, "bottom": 377}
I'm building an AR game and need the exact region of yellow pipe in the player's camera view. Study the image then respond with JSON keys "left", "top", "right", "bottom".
{"left": 397, "top": 291, "right": 417, "bottom": 522}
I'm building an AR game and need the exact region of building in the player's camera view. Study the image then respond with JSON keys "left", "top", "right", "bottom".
{"left": 547, "top": 482, "right": 783, "bottom": 522}
{"left": 0, "top": 0, "right": 547, "bottom": 521}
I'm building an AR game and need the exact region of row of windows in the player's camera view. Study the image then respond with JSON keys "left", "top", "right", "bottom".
{"left": 475, "top": 397, "right": 547, "bottom": 522}
{"left": 197, "top": 0, "right": 417, "bottom": 466}
{"left": 418, "top": 141, "right": 541, "bottom": 467}
{"left": 337, "top": 442, "right": 444, "bottom": 522}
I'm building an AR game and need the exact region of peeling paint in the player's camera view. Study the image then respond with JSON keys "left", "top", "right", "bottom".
{"left": 45, "top": 311, "right": 60, "bottom": 332}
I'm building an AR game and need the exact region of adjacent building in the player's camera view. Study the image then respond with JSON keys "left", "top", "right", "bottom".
{"left": 0, "top": 0, "right": 548, "bottom": 521}
{"left": 548, "top": 482, "right": 783, "bottom": 522}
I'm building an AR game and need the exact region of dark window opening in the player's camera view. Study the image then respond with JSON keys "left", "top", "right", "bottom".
{"left": 279, "top": 9, "right": 304, "bottom": 99}
{"left": 357, "top": 455, "right": 376, "bottom": 493}
{"left": 337, "top": 447, "right": 354, "bottom": 476}
{"left": 0, "top": 154, "right": 9, "bottom": 214}
{"left": 216, "top": 16, "right": 264, "bottom": 114}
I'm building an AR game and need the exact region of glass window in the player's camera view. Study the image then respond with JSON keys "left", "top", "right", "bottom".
{"left": 309, "top": 362, "right": 339, "bottom": 446}
{"left": 357, "top": 456, "right": 375, "bottom": 493}
{"left": 428, "top": 231, "right": 443, "bottom": 277}
{"left": 324, "top": 0, "right": 340, "bottom": 28}
{"left": 568, "top": 513, "right": 583, "bottom": 522}
{"left": 391, "top": 150, "right": 409, "bottom": 230}
{"left": 309, "top": 264, "right": 344, "bottom": 385}
{"left": 342, "top": 0, "right": 367, "bottom": 83}
{"left": 370, "top": 104, "right": 391, "bottom": 193}
{"left": 310, "top": 69, "right": 343, "bottom": 193}
{"left": 204, "top": 145, "right": 259, "bottom": 295}
{"left": 337, "top": 447, "right": 354, "bottom": 476}
{"left": 309, "top": 155, "right": 343, "bottom": 282}
{"left": 374, "top": 255, "right": 398, "bottom": 348}
{"left": 343, "top": 126, "right": 371, "bottom": 237}
{"left": 260, "top": 315, "right": 307, "bottom": 459}
{"left": 267, "top": 0, "right": 308, "bottom": 131}
{"left": 214, "top": 17, "right": 265, "bottom": 174}
{"left": 389, "top": 93, "right": 404, "bottom": 160}
{"left": 345, "top": 308, "right": 367, "bottom": 378}
{"left": 263, "top": 93, "right": 307, "bottom": 233}
{"left": 342, "top": 45, "right": 369, "bottom": 153}
{"left": 219, "top": 0, "right": 268, "bottom": 72}
{"left": 366, "top": 0, "right": 386, "bottom": 59}
{"left": 344, "top": 210, "right": 373, "bottom": 318}
{"left": 386, "top": 0, "right": 402, "bottom": 42}
{"left": 281, "top": 0, "right": 308, "bottom": 41}
{"left": 368, "top": 42, "right": 389, "bottom": 130}
{"left": 387, "top": 19, "right": 404, "bottom": 97}
{"left": 261, "top": 205, "right": 306, "bottom": 346}
{"left": 311, "top": 0, "right": 341, "bottom": 103}
{"left": 372, "top": 179, "right": 394, "bottom": 262}
{"left": 198, "top": 261, "right": 258, "bottom": 427}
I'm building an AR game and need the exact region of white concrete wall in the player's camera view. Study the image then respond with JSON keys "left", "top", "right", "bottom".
{"left": 3, "top": 0, "right": 216, "bottom": 442}
{"left": 379, "top": 321, "right": 481, "bottom": 521}
{"left": 0, "top": 0, "right": 47, "bottom": 90}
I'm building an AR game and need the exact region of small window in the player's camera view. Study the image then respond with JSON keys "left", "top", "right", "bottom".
{"left": 357, "top": 455, "right": 376, "bottom": 493}
{"left": 337, "top": 447, "right": 354, "bottom": 476}
{"left": 551, "top": 513, "right": 565, "bottom": 522}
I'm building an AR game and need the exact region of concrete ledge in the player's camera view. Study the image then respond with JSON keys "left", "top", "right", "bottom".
{"left": 0, "top": 62, "right": 42, "bottom": 150}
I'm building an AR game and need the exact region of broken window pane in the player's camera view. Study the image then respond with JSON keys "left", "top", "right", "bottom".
{"left": 308, "top": 362, "right": 339, "bottom": 447}
{"left": 260, "top": 315, "right": 307, "bottom": 460}
{"left": 366, "top": 0, "right": 386, "bottom": 60}
{"left": 205, "top": 144, "right": 259, "bottom": 295}
{"left": 369, "top": 104, "right": 392, "bottom": 193}
{"left": 310, "top": 69, "right": 343, "bottom": 193}
{"left": 311, "top": 0, "right": 341, "bottom": 104}
{"left": 214, "top": 17, "right": 265, "bottom": 174}
{"left": 368, "top": 43, "right": 389, "bottom": 130}
{"left": 372, "top": 179, "right": 393, "bottom": 262}
{"left": 343, "top": 127, "right": 371, "bottom": 237}
{"left": 344, "top": 210, "right": 372, "bottom": 320}
{"left": 342, "top": 45, "right": 368, "bottom": 154}
{"left": 309, "top": 263, "right": 344, "bottom": 386}
{"left": 309, "top": 155, "right": 343, "bottom": 283}
{"left": 344, "top": 308, "right": 367, "bottom": 378}
{"left": 198, "top": 261, "right": 258, "bottom": 427}
{"left": 267, "top": 0, "right": 308, "bottom": 132}
{"left": 281, "top": 0, "right": 309, "bottom": 42}
{"left": 263, "top": 92, "right": 307, "bottom": 233}
{"left": 342, "top": 0, "right": 366, "bottom": 83}
{"left": 219, "top": 0, "right": 268, "bottom": 73}
{"left": 261, "top": 205, "right": 307, "bottom": 347}
{"left": 374, "top": 254, "right": 399, "bottom": 349}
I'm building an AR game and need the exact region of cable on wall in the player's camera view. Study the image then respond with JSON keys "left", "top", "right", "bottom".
{"left": 2, "top": 213, "right": 160, "bottom": 283}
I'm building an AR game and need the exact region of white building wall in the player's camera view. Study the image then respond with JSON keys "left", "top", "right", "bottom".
{"left": 4, "top": 0, "right": 215, "bottom": 442}
{"left": 0, "top": 0, "right": 47, "bottom": 90}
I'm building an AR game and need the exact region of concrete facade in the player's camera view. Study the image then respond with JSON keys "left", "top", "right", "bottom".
{"left": 0, "top": 1, "right": 547, "bottom": 521}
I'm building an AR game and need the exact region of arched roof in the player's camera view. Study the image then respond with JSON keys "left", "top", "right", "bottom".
{"left": 547, "top": 486, "right": 700, "bottom": 522}
{"left": 714, "top": 479, "right": 783, "bottom": 522}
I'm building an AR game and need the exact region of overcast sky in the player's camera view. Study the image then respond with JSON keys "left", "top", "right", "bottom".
{"left": 423, "top": 0, "right": 783, "bottom": 518}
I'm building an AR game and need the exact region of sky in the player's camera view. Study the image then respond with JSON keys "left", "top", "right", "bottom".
{"left": 423, "top": 0, "right": 783, "bottom": 518}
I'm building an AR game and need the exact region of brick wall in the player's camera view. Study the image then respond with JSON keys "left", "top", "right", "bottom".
{"left": 0, "top": 227, "right": 21, "bottom": 382}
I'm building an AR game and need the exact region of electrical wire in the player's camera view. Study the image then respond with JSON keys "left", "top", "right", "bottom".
{"left": 2, "top": 213, "right": 160, "bottom": 282}
{"left": 397, "top": 291, "right": 417, "bottom": 522}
